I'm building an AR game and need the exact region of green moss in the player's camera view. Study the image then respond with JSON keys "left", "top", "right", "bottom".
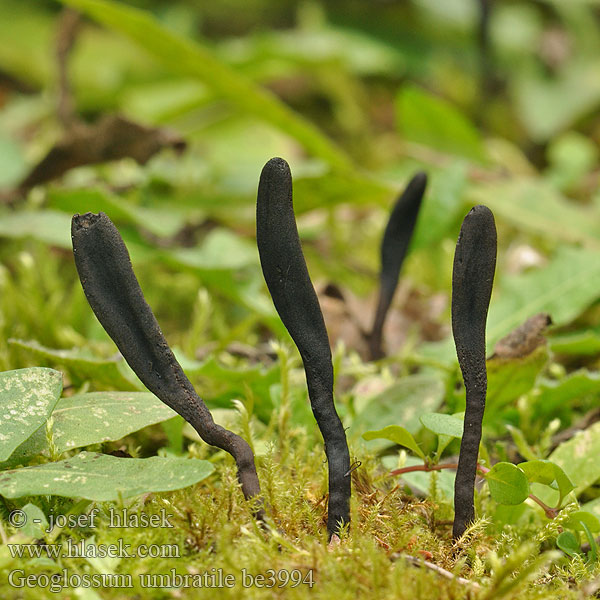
{"left": 0, "top": 427, "right": 589, "bottom": 599}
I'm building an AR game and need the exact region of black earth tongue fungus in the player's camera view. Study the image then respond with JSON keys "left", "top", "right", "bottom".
{"left": 256, "top": 157, "right": 351, "bottom": 538}
{"left": 451, "top": 205, "right": 497, "bottom": 540}
{"left": 71, "top": 212, "right": 264, "bottom": 520}
{"left": 368, "top": 172, "right": 427, "bottom": 361}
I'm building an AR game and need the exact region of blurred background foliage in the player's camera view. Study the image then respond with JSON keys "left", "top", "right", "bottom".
{"left": 2, "top": 0, "right": 600, "bottom": 462}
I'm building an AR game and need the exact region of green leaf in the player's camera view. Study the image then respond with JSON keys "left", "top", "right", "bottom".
{"left": 580, "top": 497, "right": 600, "bottom": 523}
{"left": 362, "top": 425, "right": 426, "bottom": 460}
{"left": 548, "top": 421, "right": 600, "bottom": 496}
{"left": 533, "top": 370, "right": 600, "bottom": 418}
{"left": 470, "top": 179, "right": 600, "bottom": 248}
{"left": 59, "top": 0, "right": 354, "bottom": 172}
{"left": 514, "top": 62, "right": 600, "bottom": 142}
{"left": 582, "top": 521, "right": 598, "bottom": 564}
{"left": 556, "top": 531, "right": 581, "bottom": 558}
{"left": 20, "top": 503, "right": 49, "bottom": 539}
{"left": 352, "top": 374, "right": 445, "bottom": 443}
{"left": 0, "top": 452, "right": 214, "bottom": 500}
{"left": 0, "top": 210, "right": 72, "bottom": 248}
{"left": 9, "top": 340, "right": 140, "bottom": 390}
{"left": 549, "top": 330, "right": 600, "bottom": 356}
{"left": 396, "top": 84, "right": 486, "bottom": 162}
{"left": 180, "top": 355, "right": 280, "bottom": 423}
{"left": 47, "top": 187, "right": 187, "bottom": 239}
{"left": 486, "top": 462, "right": 530, "bottom": 505}
{"left": 3, "top": 392, "right": 177, "bottom": 465}
{"left": 565, "top": 511, "right": 600, "bottom": 534}
{"left": 0, "top": 368, "right": 62, "bottom": 461}
{"left": 0, "top": 135, "right": 27, "bottom": 187}
{"left": 410, "top": 161, "right": 468, "bottom": 251}
{"left": 485, "top": 346, "right": 549, "bottom": 414}
{"left": 292, "top": 171, "right": 392, "bottom": 215}
{"left": 518, "top": 460, "right": 559, "bottom": 486}
{"left": 518, "top": 460, "right": 574, "bottom": 500}
{"left": 506, "top": 425, "right": 537, "bottom": 462}
{"left": 167, "top": 229, "right": 258, "bottom": 271}
{"left": 420, "top": 413, "right": 463, "bottom": 438}
{"left": 486, "top": 247, "right": 600, "bottom": 347}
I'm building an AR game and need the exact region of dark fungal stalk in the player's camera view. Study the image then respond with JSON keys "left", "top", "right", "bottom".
{"left": 256, "top": 157, "right": 351, "bottom": 537}
{"left": 451, "top": 205, "right": 497, "bottom": 539}
{"left": 71, "top": 212, "right": 264, "bottom": 519}
{"left": 368, "top": 172, "right": 427, "bottom": 360}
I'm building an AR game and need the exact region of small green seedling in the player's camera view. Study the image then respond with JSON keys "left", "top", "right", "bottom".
{"left": 557, "top": 511, "right": 600, "bottom": 567}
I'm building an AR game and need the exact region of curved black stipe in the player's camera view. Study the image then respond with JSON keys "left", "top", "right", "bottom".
{"left": 451, "top": 205, "right": 496, "bottom": 539}
{"left": 369, "top": 172, "right": 427, "bottom": 360}
{"left": 256, "top": 157, "right": 351, "bottom": 537}
{"left": 71, "top": 212, "right": 264, "bottom": 518}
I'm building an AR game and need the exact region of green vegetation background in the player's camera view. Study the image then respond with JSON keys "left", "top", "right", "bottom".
{"left": 2, "top": 0, "right": 600, "bottom": 598}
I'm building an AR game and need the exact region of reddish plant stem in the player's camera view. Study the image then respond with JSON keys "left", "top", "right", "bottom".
{"left": 389, "top": 462, "right": 558, "bottom": 519}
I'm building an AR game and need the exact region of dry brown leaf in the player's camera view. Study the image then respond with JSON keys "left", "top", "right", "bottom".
{"left": 17, "top": 115, "right": 186, "bottom": 195}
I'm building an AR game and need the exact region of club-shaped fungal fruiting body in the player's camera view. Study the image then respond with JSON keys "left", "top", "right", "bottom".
{"left": 256, "top": 157, "right": 351, "bottom": 537}
{"left": 368, "top": 172, "right": 427, "bottom": 360}
{"left": 71, "top": 212, "right": 264, "bottom": 519}
{"left": 451, "top": 205, "right": 497, "bottom": 539}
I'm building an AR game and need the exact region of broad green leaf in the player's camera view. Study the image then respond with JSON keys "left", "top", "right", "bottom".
{"left": 486, "top": 462, "right": 530, "bottom": 505}
{"left": 518, "top": 460, "right": 574, "bottom": 500}
{"left": 0, "top": 210, "right": 72, "bottom": 248}
{"left": 582, "top": 497, "right": 600, "bottom": 522}
{"left": 546, "top": 132, "right": 598, "bottom": 192}
{"left": 420, "top": 413, "right": 463, "bottom": 438}
{"left": 4, "top": 392, "right": 177, "bottom": 465}
{"left": 396, "top": 84, "right": 486, "bottom": 162}
{"left": 161, "top": 416, "right": 185, "bottom": 455}
{"left": 59, "top": 0, "right": 355, "bottom": 172}
{"left": 20, "top": 503, "right": 48, "bottom": 539}
{"left": 0, "top": 452, "right": 214, "bottom": 500}
{"left": 533, "top": 370, "right": 600, "bottom": 418}
{"left": 9, "top": 340, "right": 139, "bottom": 391}
{"left": 351, "top": 374, "right": 445, "bottom": 442}
{"left": 486, "top": 247, "right": 600, "bottom": 346}
{"left": 181, "top": 355, "right": 279, "bottom": 423}
{"left": 244, "top": 26, "right": 406, "bottom": 77}
{"left": 410, "top": 161, "right": 468, "bottom": 251}
{"left": 514, "top": 62, "right": 600, "bottom": 142}
{"left": 566, "top": 511, "right": 600, "bottom": 533}
{"left": 485, "top": 346, "right": 549, "bottom": 414}
{"left": 167, "top": 229, "right": 258, "bottom": 271}
{"left": 120, "top": 78, "right": 210, "bottom": 123}
{"left": 552, "top": 465, "right": 576, "bottom": 501}
{"left": 362, "top": 425, "right": 425, "bottom": 460}
{"left": 549, "top": 330, "right": 600, "bottom": 356}
{"left": 0, "top": 135, "right": 26, "bottom": 187}
{"left": 556, "top": 531, "right": 581, "bottom": 558}
{"left": 517, "top": 460, "right": 556, "bottom": 486}
{"left": 547, "top": 421, "right": 600, "bottom": 496}
{"left": 0, "top": 368, "right": 62, "bottom": 461}
{"left": 47, "top": 188, "right": 134, "bottom": 224}
{"left": 506, "top": 425, "right": 537, "bottom": 462}
{"left": 292, "top": 171, "right": 392, "bottom": 215}
{"left": 47, "top": 188, "right": 187, "bottom": 238}
{"left": 470, "top": 179, "right": 600, "bottom": 248}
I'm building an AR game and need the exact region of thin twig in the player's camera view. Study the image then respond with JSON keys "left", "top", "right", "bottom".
{"left": 391, "top": 553, "right": 482, "bottom": 590}
{"left": 56, "top": 8, "right": 82, "bottom": 130}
